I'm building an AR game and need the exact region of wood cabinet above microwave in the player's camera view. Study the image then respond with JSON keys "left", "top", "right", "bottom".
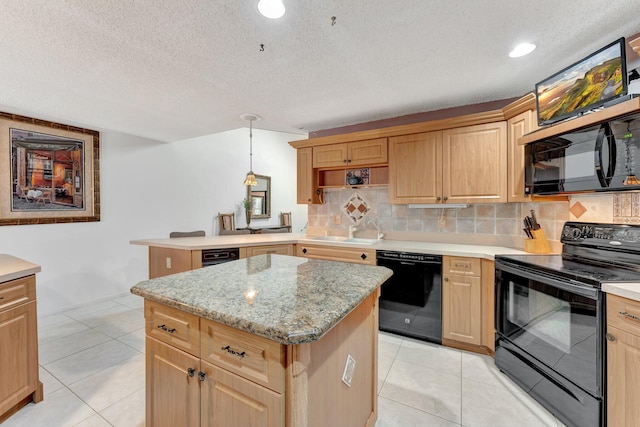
{"left": 312, "top": 138, "right": 388, "bottom": 169}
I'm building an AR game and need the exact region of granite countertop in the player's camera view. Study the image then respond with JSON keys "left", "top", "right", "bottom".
{"left": 130, "top": 254, "right": 392, "bottom": 345}
{"left": 130, "top": 233, "right": 527, "bottom": 260}
{"left": 0, "top": 254, "right": 41, "bottom": 283}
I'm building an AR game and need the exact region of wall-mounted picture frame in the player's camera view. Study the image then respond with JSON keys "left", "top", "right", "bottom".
{"left": 0, "top": 112, "right": 100, "bottom": 226}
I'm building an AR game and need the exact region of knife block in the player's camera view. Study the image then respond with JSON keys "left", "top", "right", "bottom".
{"left": 524, "top": 229, "right": 551, "bottom": 254}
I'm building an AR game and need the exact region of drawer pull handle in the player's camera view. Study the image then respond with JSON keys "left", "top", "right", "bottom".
{"left": 619, "top": 311, "right": 640, "bottom": 322}
{"left": 198, "top": 371, "right": 206, "bottom": 382}
{"left": 221, "top": 345, "right": 246, "bottom": 359}
{"left": 454, "top": 263, "right": 468, "bottom": 268}
{"left": 157, "top": 324, "right": 176, "bottom": 333}
{"left": 187, "top": 367, "right": 196, "bottom": 377}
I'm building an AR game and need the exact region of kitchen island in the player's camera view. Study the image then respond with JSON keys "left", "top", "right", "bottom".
{"left": 130, "top": 254, "right": 392, "bottom": 427}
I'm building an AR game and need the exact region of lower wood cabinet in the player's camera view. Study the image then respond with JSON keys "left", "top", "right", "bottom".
{"left": 441, "top": 257, "right": 494, "bottom": 353}
{"left": 148, "top": 247, "right": 202, "bottom": 279}
{"left": 296, "top": 244, "right": 376, "bottom": 265}
{"left": 607, "top": 294, "right": 640, "bottom": 427}
{"left": 0, "top": 275, "right": 42, "bottom": 422}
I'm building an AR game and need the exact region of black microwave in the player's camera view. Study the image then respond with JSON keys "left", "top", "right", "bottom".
{"left": 525, "top": 117, "right": 640, "bottom": 195}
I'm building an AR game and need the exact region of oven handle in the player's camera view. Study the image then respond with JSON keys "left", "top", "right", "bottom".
{"left": 495, "top": 261, "right": 599, "bottom": 299}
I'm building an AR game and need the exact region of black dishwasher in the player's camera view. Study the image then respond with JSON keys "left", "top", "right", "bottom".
{"left": 376, "top": 251, "right": 442, "bottom": 343}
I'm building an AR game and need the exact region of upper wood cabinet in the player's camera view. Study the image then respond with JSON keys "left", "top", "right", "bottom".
{"left": 442, "top": 122, "right": 507, "bottom": 204}
{"left": 296, "top": 147, "right": 319, "bottom": 204}
{"left": 389, "top": 122, "right": 507, "bottom": 204}
{"left": 388, "top": 131, "right": 442, "bottom": 204}
{"left": 507, "top": 109, "right": 536, "bottom": 202}
{"left": 312, "top": 138, "right": 388, "bottom": 169}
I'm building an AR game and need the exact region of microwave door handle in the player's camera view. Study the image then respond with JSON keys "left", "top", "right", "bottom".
{"left": 594, "top": 123, "right": 616, "bottom": 188}
{"left": 594, "top": 125, "right": 608, "bottom": 188}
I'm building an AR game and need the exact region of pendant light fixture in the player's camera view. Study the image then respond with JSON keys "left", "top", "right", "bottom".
{"left": 241, "top": 113, "right": 261, "bottom": 186}
{"left": 257, "top": 0, "right": 285, "bottom": 19}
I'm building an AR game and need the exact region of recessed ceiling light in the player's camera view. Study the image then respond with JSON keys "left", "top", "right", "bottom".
{"left": 258, "top": 0, "right": 285, "bottom": 19}
{"left": 509, "top": 42, "right": 536, "bottom": 58}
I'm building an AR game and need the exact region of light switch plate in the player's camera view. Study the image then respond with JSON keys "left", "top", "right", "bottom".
{"left": 342, "top": 354, "right": 356, "bottom": 387}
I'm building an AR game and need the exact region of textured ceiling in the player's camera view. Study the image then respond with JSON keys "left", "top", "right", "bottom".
{"left": 0, "top": 0, "right": 639, "bottom": 142}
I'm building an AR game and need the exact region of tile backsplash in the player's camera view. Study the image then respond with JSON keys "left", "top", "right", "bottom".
{"left": 307, "top": 188, "right": 570, "bottom": 244}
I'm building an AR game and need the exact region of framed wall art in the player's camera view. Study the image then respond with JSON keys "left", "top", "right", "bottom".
{"left": 0, "top": 111, "right": 100, "bottom": 226}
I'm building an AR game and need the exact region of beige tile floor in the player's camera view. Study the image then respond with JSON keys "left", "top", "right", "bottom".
{"left": 3, "top": 294, "right": 566, "bottom": 427}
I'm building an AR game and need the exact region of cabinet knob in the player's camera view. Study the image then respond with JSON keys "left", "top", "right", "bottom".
{"left": 443, "top": 196, "right": 449, "bottom": 202}
{"left": 348, "top": 159, "right": 352, "bottom": 163}
{"left": 198, "top": 371, "right": 207, "bottom": 382}
{"left": 606, "top": 333, "right": 616, "bottom": 342}
{"left": 302, "top": 248, "right": 307, "bottom": 254}
{"left": 436, "top": 197, "right": 441, "bottom": 202}
{"left": 444, "top": 277, "right": 449, "bottom": 282}
{"left": 343, "top": 159, "right": 348, "bottom": 163}
{"left": 187, "top": 367, "right": 196, "bottom": 377}
{"left": 361, "top": 253, "right": 367, "bottom": 260}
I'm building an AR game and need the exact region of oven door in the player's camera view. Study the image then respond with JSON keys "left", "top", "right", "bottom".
{"left": 495, "top": 260, "right": 603, "bottom": 397}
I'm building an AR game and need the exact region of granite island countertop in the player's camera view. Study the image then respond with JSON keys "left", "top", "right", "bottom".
{"left": 130, "top": 254, "right": 392, "bottom": 345}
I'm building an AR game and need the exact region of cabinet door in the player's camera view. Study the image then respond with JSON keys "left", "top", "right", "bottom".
{"left": 296, "top": 147, "right": 319, "bottom": 204}
{"left": 607, "top": 325, "right": 640, "bottom": 427}
{"left": 0, "top": 301, "right": 38, "bottom": 416}
{"left": 388, "top": 131, "right": 442, "bottom": 204}
{"left": 442, "top": 274, "right": 481, "bottom": 345}
{"left": 507, "top": 110, "right": 535, "bottom": 202}
{"left": 442, "top": 122, "right": 507, "bottom": 204}
{"left": 348, "top": 138, "right": 388, "bottom": 166}
{"left": 312, "top": 144, "right": 348, "bottom": 168}
{"left": 200, "top": 361, "right": 284, "bottom": 427}
{"left": 146, "top": 337, "right": 200, "bottom": 427}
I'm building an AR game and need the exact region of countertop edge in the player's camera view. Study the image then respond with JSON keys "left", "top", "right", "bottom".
{"left": 602, "top": 282, "right": 640, "bottom": 302}
{"left": 0, "top": 254, "right": 41, "bottom": 283}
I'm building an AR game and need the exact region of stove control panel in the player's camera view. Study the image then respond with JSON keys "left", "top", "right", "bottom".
{"left": 561, "top": 222, "right": 640, "bottom": 244}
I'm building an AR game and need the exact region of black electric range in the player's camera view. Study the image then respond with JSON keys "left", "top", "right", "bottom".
{"left": 494, "top": 221, "right": 640, "bottom": 427}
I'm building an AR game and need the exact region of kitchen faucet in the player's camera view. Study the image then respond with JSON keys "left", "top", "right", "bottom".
{"left": 367, "top": 219, "right": 384, "bottom": 240}
{"left": 348, "top": 225, "right": 357, "bottom": 239}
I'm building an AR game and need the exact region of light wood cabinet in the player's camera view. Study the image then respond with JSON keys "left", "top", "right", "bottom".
{"left": 149, "top": 247, "right": 202, "bottom": 279}
{"left": 442, "top": 122, "right": 507, "bottom": 204}
{"left": 296, "top": 147, "right": 319, "bottom": 204}
{"left": 144, "top": 291, "right": 379, "bottom": 427}
{"left": 296, "top": 244, "right": 376, "bottom": 265}
{"left": 389, "top": 122, "right": 507, "bottom": 204}
{"left": 507, "top": 109, "right": 535, "bottom": 202}
{"left": 607, "top": 294, "right": 640, "bottom": 427}
{"left": 241, "top": 244, "right": 295, "bottom": 258}
{"left": 312, "top": 138, "right": 387, "bottom": 169}
{"left": 442, "top": 256, "right": 482, "bottom": 346}
{"left": 0, "top": 275, "right": 42, "bottom": 422}
{"left": 388, "top": 131, "right": 442, "bottom": 204}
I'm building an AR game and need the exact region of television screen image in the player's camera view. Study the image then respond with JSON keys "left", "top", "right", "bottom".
{"left": 536, "top": 38, "right": 627, "bottom": 126}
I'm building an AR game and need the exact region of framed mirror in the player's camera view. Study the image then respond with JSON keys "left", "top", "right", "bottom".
{"left": 247, "top": 174, "right": 270, "bottom": 219}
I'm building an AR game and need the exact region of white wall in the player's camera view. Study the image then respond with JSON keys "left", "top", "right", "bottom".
{"left": 0, "top": 121, "right": 307, "bottom": 316}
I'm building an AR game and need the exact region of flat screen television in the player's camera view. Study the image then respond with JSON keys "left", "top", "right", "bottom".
{"left": 535, "top": 37, "right": 628, "bottom": 126}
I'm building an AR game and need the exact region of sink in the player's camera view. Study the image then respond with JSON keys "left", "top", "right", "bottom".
{"left": 308, "top": 236, "right": 380, "bottom": 246}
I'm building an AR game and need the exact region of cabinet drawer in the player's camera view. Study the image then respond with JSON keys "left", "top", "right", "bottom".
{"left": 145, "top": 301, "right": 200, "bottom": 357}
{"left": 201, "top": 319, "right": 285, "bottom": 393}
{"left": 0, "top": 275, "right": 36, "bottom": 313}
{"left": 297, "top": 244, "right": 376, "bottom": 265}
{"left": 443, "top": 256, "right": 481, "bottom": 276}
{"left": 244, "top": 244, "right": 294, "bottom": 257}
{"left": 608, "top": 295, "right": 640, "bottom": 337}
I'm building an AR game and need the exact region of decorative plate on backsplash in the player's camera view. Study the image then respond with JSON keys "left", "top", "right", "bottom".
{"left": 342, "top": 192, "right": 370, "bottom": 225}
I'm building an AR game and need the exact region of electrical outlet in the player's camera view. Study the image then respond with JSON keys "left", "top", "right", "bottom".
{"left": 341, "top": 354, "right": 356, "bottom": 387}
{"left": 333, "top": 214, "right": 342, "bottom": 225}
{"left": 165, "top": 257, "right": 172, "bottom": 269}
